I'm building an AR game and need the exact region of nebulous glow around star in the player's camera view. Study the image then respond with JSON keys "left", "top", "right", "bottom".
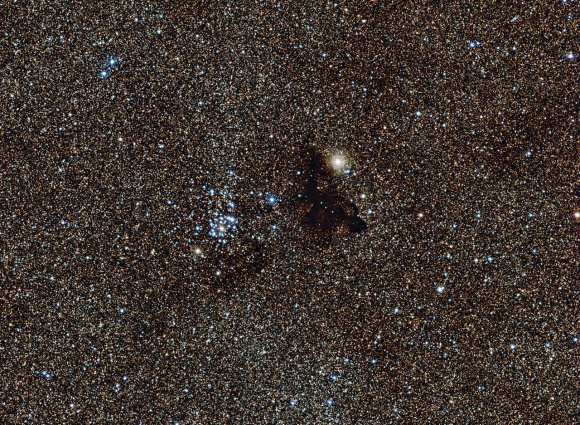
{"left": 331, "top": 155, "right": 345, "bottom": 168}
{"left": 329, "top": 153, "right": 350, "bottom": 174}
{"left": 331, "top": 154, "right": 346, "bottom": 170}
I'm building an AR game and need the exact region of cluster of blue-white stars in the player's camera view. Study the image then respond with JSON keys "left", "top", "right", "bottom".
{"left": 208, "top": 214, "right": 238, "bottom": 244}
{"left": 99, "top": 56, "right": 120, "bottom": 79}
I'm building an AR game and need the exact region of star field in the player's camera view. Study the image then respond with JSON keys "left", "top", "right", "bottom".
{"left": 0, "top": 1, "right": 578, "bottom": 424}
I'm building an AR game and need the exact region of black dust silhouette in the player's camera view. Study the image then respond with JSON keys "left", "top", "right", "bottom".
{"left": 297, "top": 147, "right": 367, "bottom": 234}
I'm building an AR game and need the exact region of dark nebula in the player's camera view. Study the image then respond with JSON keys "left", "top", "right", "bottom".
{"left": 298, "top": 146, "right": 368, "bottom": 235}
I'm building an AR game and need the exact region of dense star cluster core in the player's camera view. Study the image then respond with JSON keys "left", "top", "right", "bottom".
{"left": 1, "top": 1, "right": 578, "bottom": 424}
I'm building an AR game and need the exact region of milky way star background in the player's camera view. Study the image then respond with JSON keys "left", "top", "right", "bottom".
{"left": 0, "top": 1, "right": 578, "bottom": 424}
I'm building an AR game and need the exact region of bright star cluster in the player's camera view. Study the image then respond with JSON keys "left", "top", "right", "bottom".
{"left": 208, "top": 214, "right": 238, "bottom": 244}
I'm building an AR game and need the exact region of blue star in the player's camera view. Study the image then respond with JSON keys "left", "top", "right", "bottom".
{"left": 326, "top": 398, "right": 334, "bottom": 407}
{"left": 99, "top": 69, "right": 110, "bottom": 79}
{"left": 40, "top": 370, "right": 53, "bottom": 380}
{"left": 266, "top": 194, "right": 278, "bottom": 206}
{"left": 108, "top": 56, "right": 119, "bottom": 68}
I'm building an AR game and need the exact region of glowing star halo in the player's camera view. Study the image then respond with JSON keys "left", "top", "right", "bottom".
{"left": 328, "top": 152, "right": 350, "bottom": 173}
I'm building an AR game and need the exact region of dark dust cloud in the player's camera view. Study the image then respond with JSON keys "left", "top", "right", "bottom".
{"left": 1, "top": 1, "right": 578, "bottom": 424}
